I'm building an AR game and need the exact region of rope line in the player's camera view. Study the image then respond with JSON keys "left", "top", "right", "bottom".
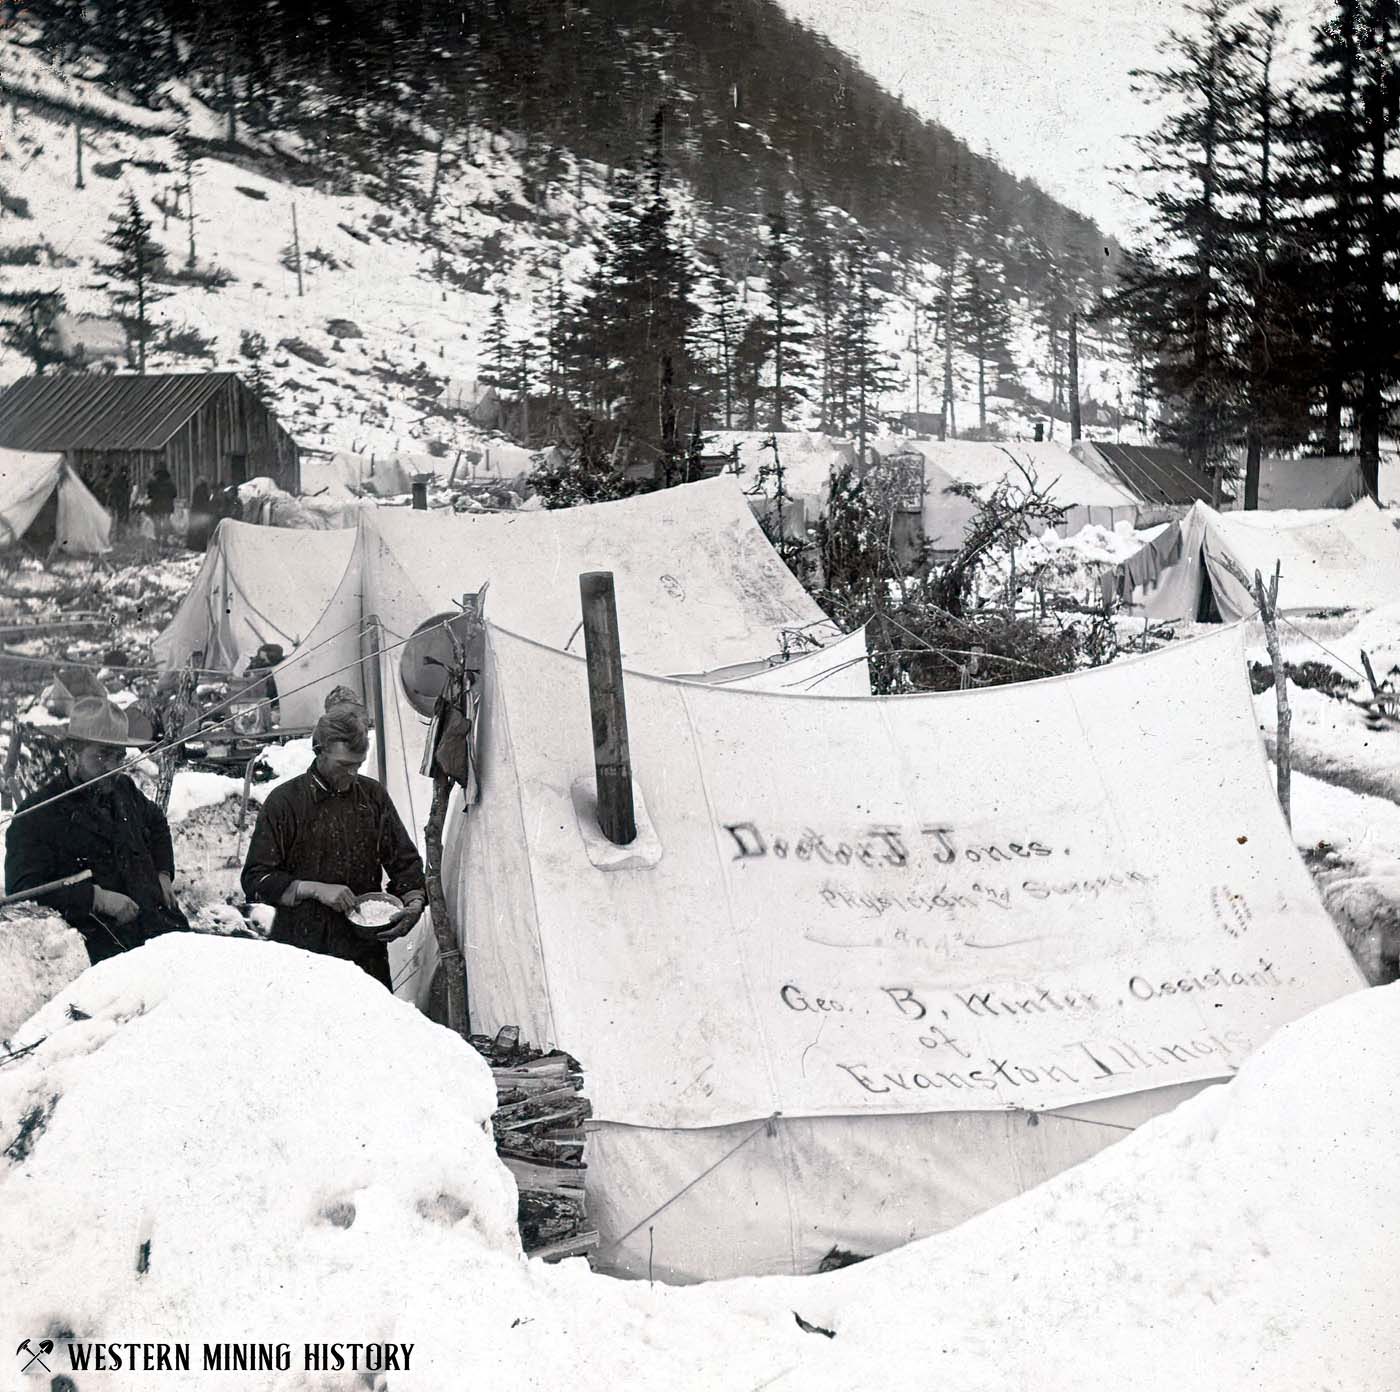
{"left": 1276, "top": 614, "right": 1370, "bottom": 682}
{"left": 3, "top": 614, "right": 463, "bottom": 828}
{"left": 595, "top": 1112, "right": 779, "bottom": 1255}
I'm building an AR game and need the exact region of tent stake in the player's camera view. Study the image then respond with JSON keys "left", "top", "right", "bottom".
{"left": 1253, "top": 562, "right": 1290, "bottom": 827}
{"left": 579, "top": 572, "right": 636, "bottom": 846}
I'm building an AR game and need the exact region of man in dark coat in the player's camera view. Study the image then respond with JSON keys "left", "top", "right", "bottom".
{"left": 5, "top": 697, "right": 190, "bottom": 964}
{"left": 241, "top": 705, "right": 425, "bottom": 989}
{"left": 146, "top": 466, "right": 177, "bottom": 543}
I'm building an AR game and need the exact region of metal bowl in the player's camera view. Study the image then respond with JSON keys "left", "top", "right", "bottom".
{"left": 345, "top": 892, "right": 403, "bottom": 940}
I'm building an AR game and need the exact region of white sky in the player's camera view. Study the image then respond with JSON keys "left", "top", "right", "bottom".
{"left": 777, "top": 0, "right": 1323, "bottom": 240}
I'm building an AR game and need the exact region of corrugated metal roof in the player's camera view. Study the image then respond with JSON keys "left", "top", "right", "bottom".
{"left": 1092, "top": 442, "right": 1223, "bottom": 506}
{"left": 0, "top": 373, "right": 237, "bottom": 451}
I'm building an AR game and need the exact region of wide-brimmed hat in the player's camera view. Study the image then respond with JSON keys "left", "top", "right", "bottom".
{"left": 59, "top": 696, "right": 153, "bottom": 749}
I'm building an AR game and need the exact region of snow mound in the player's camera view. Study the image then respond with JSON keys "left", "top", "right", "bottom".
{"left": 1, "top": 933, "right": 1396, "bottom": 1390}
{"left": 0, "top": 914, "right": 88, "bottom": 1042}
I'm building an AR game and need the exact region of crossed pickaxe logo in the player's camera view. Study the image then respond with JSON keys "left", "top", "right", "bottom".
{"left": 16, "top": 1339, "right": 54, "bottom": 1373}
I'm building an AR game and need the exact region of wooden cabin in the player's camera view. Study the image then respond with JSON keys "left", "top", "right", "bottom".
{"left": 0, "top": 372, "right": 299, "bottom": 499}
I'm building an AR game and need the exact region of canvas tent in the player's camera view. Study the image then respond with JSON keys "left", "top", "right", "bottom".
{"left": 1109, "top": 499, "right": 1400, "bottom": 622}
{"left": 443, "top": 621, "right": 1361, "bottom": 1282}
{"left": 0, "top": 446, "right": 110, "bottom": 555}
{"left": 300, "top": 478, "right": 851, "bottom": 996}
{"left": 152, "top": 521, "right": 360, "bottom": 724}
{"left": 911, "top": 440, "right": 1138, "bottom": 550}
{"left": 1243, "top": 455, "right": 1365, "bottom": 511}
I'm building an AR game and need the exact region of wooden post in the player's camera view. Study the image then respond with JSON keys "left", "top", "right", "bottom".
{"left": 424, "top": 770, "right": 468, "bottom": 1032}
{"left": 361, "top": 616, "right": 388, "bottom": 787}
{"left": 74, "top": 118, "right": 84, "bottom": 189}
{"left": 1068, "top": 309, "right": 1082, "bottom": 442}
{"left": 579, "top": 572, "right": 635, "bottom": 845}
{"left": 1253, "top": 561, "right": 1290, "bottom": 827}
{"left": 291, "top": 203, "right": 304, "bottom": 298}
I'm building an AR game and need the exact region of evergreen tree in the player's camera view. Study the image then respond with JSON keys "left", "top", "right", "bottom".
{"left": 1108, "top": 0, "right": 1252, "bottom": 487}
{"left": 479, "top": 297, "right": 511, "bottom": 390}
{"left": 1223, "top": 6, "right": 1315, "bottom": 505}
{"left": 1350, "top": 0, "right": 1400, "bottom": 492}
{"left": 762, "top": 201, "right": 811, "bottom": 429}
{"left": 1296, "top": 0, "right": 1365, "bottom": 454}
{"left": 837, "top": 237, "right": 895, "bottom": 460}
{"left": 560, "top": 110, "right": 702, "bottom": 481}
{"left": 955, "top": 262, "right": 1017, "bottom": 431}
{"left": 98, "top": 192, "right": 170, "bottom": 374}
{"left": 0, "top": 290, "right": 68, "bottom": 375}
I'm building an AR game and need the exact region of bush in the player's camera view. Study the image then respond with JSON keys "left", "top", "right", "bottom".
{"left": 160, "top": 324, "right": 218, "bottom": 359}
{"left": 0, "top": 243, "right": 44, "bottom": 266}
{"left": 1249, "top": 659, "right": 1357, "bottom": 698}
{"left": 161, "top": 262, "right": 236, "bottom": 289}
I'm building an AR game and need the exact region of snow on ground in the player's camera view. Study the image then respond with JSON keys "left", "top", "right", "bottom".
{"left": 1288, "top": 770, "right": 1400, "bottom": 983}
{"left": 1254, "top": 683, "right": 1400, "bottom": 804}
{"left": 0, "top": 913, "right": 87, "bottom": 1042}
{"left": 0, "top": 935, "right": 1394, "bottom": 1391}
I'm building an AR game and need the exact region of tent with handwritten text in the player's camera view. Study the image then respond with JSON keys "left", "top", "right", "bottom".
{"left": 440, "top": 622, "right": 1362, "bottom": 1282}
{"left": 307, "top": 477, "right": 867, "bottom": 996}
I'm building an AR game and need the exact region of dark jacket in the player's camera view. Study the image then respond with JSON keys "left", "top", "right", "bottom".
{"left": 5, "top": 770, "right": 190, "bottom": 963}
{"left": 147, "top": 471, "right": 177, "bottom": 516}
{"left": 241, "top": 765, "right": 425, "bottom": 989}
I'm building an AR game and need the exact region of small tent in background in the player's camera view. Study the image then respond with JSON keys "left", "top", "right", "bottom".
{"left": 0, "top": 447, "right": 111, "bottom": 555}
{"left": 1246, "top": 456, "right": 1365, "bottom": 511}
{"left": 152, "top": 520, "right": 359, "bottom": 724}
{"left": 1105, "top": 498, "right": 1400, "bottom": 622}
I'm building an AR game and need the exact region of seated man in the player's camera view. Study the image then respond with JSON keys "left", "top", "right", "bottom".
{"left": 5, "top": 697, "right": 190, "bottom": 963}
{"left": 241, "top": 705, "right": 425, "bottom": 989}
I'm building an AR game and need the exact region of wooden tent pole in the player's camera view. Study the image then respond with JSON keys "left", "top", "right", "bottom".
{"left": 1253, "top": 562, "right": 1290, "bottom": 827}
{"left": 579, "top": 572, "right": 635, "bottom": 845}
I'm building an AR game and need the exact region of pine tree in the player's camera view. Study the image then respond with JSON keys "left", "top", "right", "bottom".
{"left": 837, "top": 237, "right": 895, "bottom": 461}
{"left": 955, "top": 262, "right": 1017, "bottom": 432}
{"left": 480, "top": 298, "right": 511, "bottom": 390}
{"left": 98, "top": 192, "right": 170, "bottom": 374}
{"left": 1108, "top": 0, "right": 1252, "bottom": 486}
{"left": 1223, "top": 7, "right": 1315, "bottom": 506}
{"left": 559, "top": 109, "right": 702, "bottom": 482}
{"left": 763, "top": 201, "right": 811, "bottom": 429}
{"left": 1350, "top": 0, "right": 1400, "bottom": 493}
{"left": 1297, "top": 0, "right": 1365, "bottom": 454}
{"left": 0, "top": 290, "right": 68, "bottom": 375}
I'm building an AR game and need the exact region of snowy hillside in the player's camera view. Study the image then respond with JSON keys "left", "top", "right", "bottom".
{"left": 0, "top": 31, "right": 1136, "bottom": 466}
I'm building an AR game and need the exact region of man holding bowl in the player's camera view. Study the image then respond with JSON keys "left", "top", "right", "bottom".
{"left": 242, "top": 704, "right": 426, "bottom": 989}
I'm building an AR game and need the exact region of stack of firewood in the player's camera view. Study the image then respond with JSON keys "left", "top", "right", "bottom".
{"left": 469, "top": 1025, "right": 596, "bottom": 1262}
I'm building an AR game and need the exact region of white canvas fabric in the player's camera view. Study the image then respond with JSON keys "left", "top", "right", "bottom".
{"left": 673, "top": 627, "right": 871, "bottom": 695}
{"left": 0, "top": 448, "right": 111, "bottom": 554}
{"left": 1249, "top": 456, "right": 1365, "bottom": 511}
{"left": 1125, "top": 499, "right": 1400, "bottom": 622}
{"left": 152, "top": 521, "right": 360, "bottom": 727}
{"left": 919, "top": 441, "right": 1138, "bottom": 551}
{"left": 331, "top": 477, "right": 842, "bottom": 997}
{"left": 447, "top": 622, "right": 1361, "bottom": 1279}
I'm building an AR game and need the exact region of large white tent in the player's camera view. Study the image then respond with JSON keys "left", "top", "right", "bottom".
{"left": 0, "top": 446, "right": 110, "bottom": 555}
{"left": 443, "top": 621, "right": 1361, "bottom": 1282}
{"left": 266, "top": 477, "right": 863, "bottom": 992}
{"left": 1112, "top": 498, "right": 1400, "bottom": 622}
